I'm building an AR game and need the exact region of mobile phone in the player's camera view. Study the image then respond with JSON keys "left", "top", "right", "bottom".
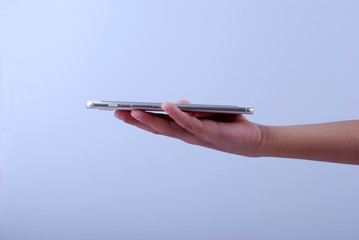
{"left": 86, "top": 101, "right": 254, "bottom": 114}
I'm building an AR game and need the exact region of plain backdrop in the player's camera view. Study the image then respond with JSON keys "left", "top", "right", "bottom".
{"left": 0, "top": 0, "right": 358, "bottom": 239}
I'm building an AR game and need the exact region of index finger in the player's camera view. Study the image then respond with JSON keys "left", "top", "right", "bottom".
{"left": 176, "top": 100, "right": 216, "bottom": 118}
{"left": 161, "top": 102, "right": 206, "bottom": 135}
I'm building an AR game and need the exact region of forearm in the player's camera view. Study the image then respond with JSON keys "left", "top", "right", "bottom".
{"left": 258, "top": 120, "right": 359, "bottom": 164}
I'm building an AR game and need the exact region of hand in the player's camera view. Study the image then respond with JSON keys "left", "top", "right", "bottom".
{"left": 114, "top": 100, "right": 263, "bottom": 157}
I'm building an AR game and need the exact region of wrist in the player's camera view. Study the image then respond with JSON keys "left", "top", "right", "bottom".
{"left": 255, "top": 124, "right": 271, "bottom": 157}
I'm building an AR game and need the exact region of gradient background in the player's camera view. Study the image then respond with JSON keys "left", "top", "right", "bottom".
{"left": 0, "top": 0, "right": 359, "bottom": 239}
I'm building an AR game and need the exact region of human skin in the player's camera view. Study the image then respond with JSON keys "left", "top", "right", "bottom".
{"left": 114, "top": 100, "right": 359, "bottom": 165}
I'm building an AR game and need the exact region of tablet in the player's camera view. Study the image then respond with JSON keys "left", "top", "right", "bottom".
{"left": 86, "top": 101, "right": 254, "bottom": 114}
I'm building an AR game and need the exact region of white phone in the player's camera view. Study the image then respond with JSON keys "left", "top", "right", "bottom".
{"left": 86, "top": 101, "right": 254, "bottom": 114}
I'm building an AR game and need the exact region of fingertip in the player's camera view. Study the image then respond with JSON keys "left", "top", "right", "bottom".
{"left": 177, "top": 99, "right": 191, "bottom": 104}
{"left": 114, "top": 110, "right": 124, "bottom": 120}
{"left": 161, "top": 101, "right": 173, "bottom": 107}
{"left": 131, "top": 109, "right": 144, "bottom": 122}
{"left": 161, "top": 102, "right": 176, "bottom": 114}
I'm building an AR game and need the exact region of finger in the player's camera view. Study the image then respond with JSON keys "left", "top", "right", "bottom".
{"left": 176, "top": 100, "right": 214, "bottom": 118}
{"left": 161, "top": 102, "right": 205, "bottom": 135}
{"left": 177, "top": 99, "right": 191, "bottom": 104}
{"left": 114, "top": 110, "right": 160, "bottom": 134}
{"left": 130, "top": 110, "right": 196, "bottom": 143}
{"left": 191, "top": 112, "right": 216, "bottom": 118}
{"left": 177, "top": 100, "right": 197, "bottom": 117}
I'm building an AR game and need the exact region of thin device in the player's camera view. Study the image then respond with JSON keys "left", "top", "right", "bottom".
{"left": 86, "top": 101, "right": 254, "bottom": 114}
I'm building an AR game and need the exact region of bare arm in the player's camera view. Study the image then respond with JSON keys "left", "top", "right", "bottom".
{"left": 259, "top": 121, "right": 359, "bottom": 164}
{"left": 115, "top": 101, "right": 359, "bottom": 165}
